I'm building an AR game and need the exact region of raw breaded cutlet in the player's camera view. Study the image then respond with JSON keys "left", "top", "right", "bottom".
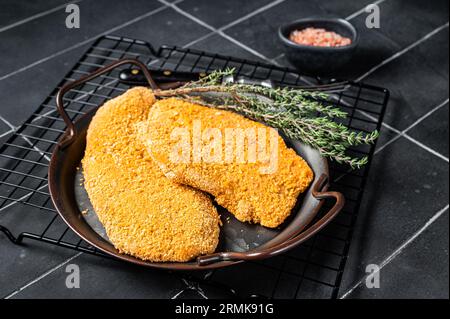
{"left": 138, "top": 98, "right": 314, "bottom": 228}
{"left": 82, "top": 87, "right": 220, "bottom": 262}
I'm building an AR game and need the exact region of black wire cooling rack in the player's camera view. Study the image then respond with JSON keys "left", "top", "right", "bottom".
{"left": 0, "top": 35, "right": 389, "bottom": 299}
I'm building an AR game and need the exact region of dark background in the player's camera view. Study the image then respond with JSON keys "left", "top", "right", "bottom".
{"left": 0, "top": 0, "right": 448, "bottom": 298}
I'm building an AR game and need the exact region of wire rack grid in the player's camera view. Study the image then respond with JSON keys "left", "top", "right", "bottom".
{"left": 0, "top": 35, "right": 389, "bottom": 299}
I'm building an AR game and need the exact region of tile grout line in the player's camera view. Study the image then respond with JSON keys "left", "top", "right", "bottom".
{"left": 170, "top": 289, "right": 186, "bottom": 299}
{"left": 371, "top": 134, "right": 401, "bottom": 155}
{"left": 340, "top": 204, "right": 449, "bottom": 299}
{"left": 356, "top": 106, "right": 449, "bottom": 163}
{"left": 402, "top": 99, "right": 449, "bottom": 132}
{"left": 0, "top": 129, "right": 14, "bottom": 139}
{"left": 20, "top": 135, "right": 51, "bottom": 162}
{"left": 160, "top": 0, "right": 277, "bottom": 63}
{"left": 159, "top": 0, "right": 215, "bottom": 31}
{"left": 291, "top": 81, "right": 447, "bottom": 165}
{"left": 161, "top": 0, "right": 276, "bottom": 63}
{"left": 0, "top": 184, "right": 49, "bottom": 213}
{"left": 219, "top": 0, "right": 286, "bottom": 31}
{"left": 356, "top": 22, "right": 449, "bottom": 81}
{"left": 370, "top": 106, "right": 449, "bottom": 162}
{"left": 162, "top": 0, "right": 280, "bottom": 64}
{"left": 334, "top": 98, "right": 448, "bottom": 182}
{"left": 171, "top": 278, "right": 208, "bottom": 299}
{"left": 163, "top": 0, "right": 281, "bottom": 34}
{"left": 4, "top": 252, "right": 83, "bottom": 299}
{"left": 0, "top": 0, "right": 83, "bottom": 33}
{"left": 0, "top": 3, "right": 173, "bottom": 82}
{"left": 402, "top": 134, "right": 449, "bottom": 162}
{"left": 374, "top": 98, "right": 449, "bottom": 154}
{"left": 218, "top": 31, "right": 274, "bottom": 62}
{"left": 0, "top": 115, "right": 17, "bottom": 131}
{"left": 182, "top": 32, "right": 215, "bottom": 49}
{"left": 345, "top": 0, "right": 387, "bottom": 20}
{"left": 357, "top": 109, "right": 401, "bottom": 134}
{"left": 31, "top": 79, "right": 119, "bottom": 123}
{"left": 0, "top": 110, "right": 50, "bottom": 161}
{"left": 180, "top": 0, "right": 287, "bottom": 49}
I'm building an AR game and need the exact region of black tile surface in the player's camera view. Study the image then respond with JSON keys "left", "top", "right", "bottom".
{"left": 407, "top": 102, "right": 449, "bottom": 158}
{"left": 0, "top": 238, "right": 78, "bottom": 298}
{"left": 343, "top": 210, "right": 449, "bottom": 299}
{"left": 356, "top": 28, "right": 449, "bottom": 130}
{"left": 369, "top": 0, "right": 449, "bottom": 47}
{"left": 372, "top": 126, "right": 401, "bottom": 153}
{"left": 312, "top": 0, "right": 378, "bottom": 17}
{"left": 0, "top": 7, "right": 210, "bottom": 127}
{"left": 10, "top": 253, "right": 186, "bottom": 299}
{"left": 237, "top": 0, "right": 449, "bottom": 80}
{"left": 0, "top": 119, "right": 11, "bottom": 134}
{"left": 222, "top": 0, "right": 430, "bottom": 64}
{"left": 358, "top": 28, "right": 449, "bottom": 130}
{"left": 0, "top": 0, "right": 68, "bottom": 29}
{"left": 331, "top": 0, "right": 449, "bottom": 80}
{"left": 338, "top": 137, "right": 449, "bottom": 296}
{"left": 0, "top": 0, "right": 162, "bottom": 76}
{"left": 0, "top": 173, "right": 86, "bottom": 297}
{"left": 0, "top": 45, "right": 91, "bottom": 127}
{"left": 114, "top": 7, "right": 210, "bottom": 49}
{"left": 189, "top": 34, "right": 266, "bottom": 62}
{"left": 0, "top": 0, "right": 448, "bottom": 300}
{"left": 11, "top": 255, "right": 289, "bottom": 298}
{"left": 333, "top": 18, "right": 400, "bottom": 80}
{"left": 178, "top": 0, "right": 274, "bottom": 28}
{"left": 414, "top": 27, "right": 449, "bottom": 81}
{"left": 223, "top": 0, "right": 339, "bottom": 60}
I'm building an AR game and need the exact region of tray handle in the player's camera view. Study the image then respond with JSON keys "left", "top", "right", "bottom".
{"left": 197, "top": 174, "right": 345, "bottom": 266}
{"left": 56, "top": 58, "right": 158, "bottom": 149}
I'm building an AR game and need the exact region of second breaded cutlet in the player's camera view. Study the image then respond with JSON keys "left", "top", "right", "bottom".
{"left": 82, "top": 88, "right": 220, "bottom": 262}
{"left": 138, "top": 98, "right": 314, "bottom": 228}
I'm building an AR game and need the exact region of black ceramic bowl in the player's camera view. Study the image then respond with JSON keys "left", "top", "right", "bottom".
{"left": 278, "top": 18, "right": 358, "bottom": 76}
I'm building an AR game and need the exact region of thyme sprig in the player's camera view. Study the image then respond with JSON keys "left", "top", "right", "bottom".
{"left": 154, "top": 68, "right": 378, "bottom": 169}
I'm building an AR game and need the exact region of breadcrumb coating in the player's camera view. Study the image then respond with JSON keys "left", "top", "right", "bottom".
{"left": 138, "top": 98, "right": 314, "bottom": 228}
{"left": 82, "top": 87, "right": 220, "bottom": 262}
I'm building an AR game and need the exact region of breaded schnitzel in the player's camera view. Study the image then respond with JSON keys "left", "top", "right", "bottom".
{"left": 138, "top": 98, "right": 314, "bottom": 228}
{"left": 82, "top": 88, "right": 220, "bottom": 262}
